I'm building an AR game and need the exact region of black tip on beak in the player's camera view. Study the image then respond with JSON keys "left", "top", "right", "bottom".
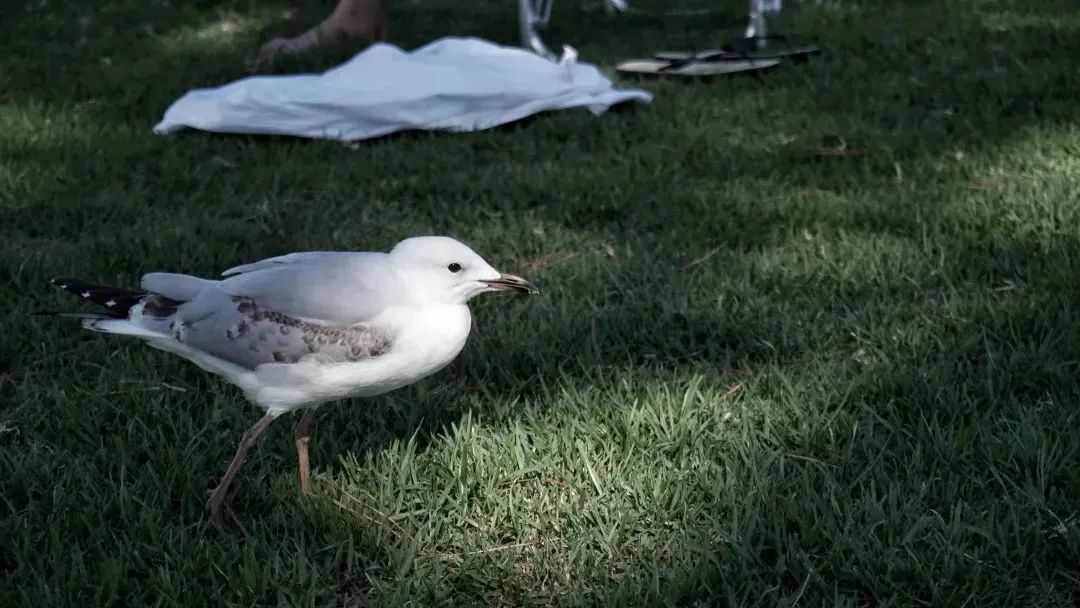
{"left": 483, "top": 273, "right": 539, "bottom": 295}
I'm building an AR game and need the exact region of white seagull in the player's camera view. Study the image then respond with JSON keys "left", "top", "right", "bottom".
{"left": 47, "top": 236, "right": 538, "bottom": 522}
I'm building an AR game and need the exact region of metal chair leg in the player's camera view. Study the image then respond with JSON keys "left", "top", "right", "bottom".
{"left": 519, "top": 0, "right": 556, "bottom": 59}
{"left": 744, "top": 0, "right": 782, "bottom": 40}
{"left": 518, "top": 0, "right": 785, "bottom": 59}
{"left": 518, "top": 0, "right": 629, "bottom": 59}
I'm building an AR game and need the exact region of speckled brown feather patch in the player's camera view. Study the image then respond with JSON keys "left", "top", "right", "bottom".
{"left": 228, "top": 297, "right": 392, "bottom": 364}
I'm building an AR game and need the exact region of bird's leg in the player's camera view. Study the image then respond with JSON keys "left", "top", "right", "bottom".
{"left": 206, "top": 412, "right": 278, "bottom": 525}
{"left": 296, "top": 408, "right": 316, "bottom": 496}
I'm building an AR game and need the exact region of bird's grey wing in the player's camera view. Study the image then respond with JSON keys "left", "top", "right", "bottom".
{"left": 221, "top": 251, "right": 348, "bottom": 277}
{"left": 161, "top": 288, "right": 394, "bottom": 369}
{"left": 153, "top": 252, "right": 406, "bottom": 370}
{"left": 217, "top": 251, "right": 404, "bottom": 325}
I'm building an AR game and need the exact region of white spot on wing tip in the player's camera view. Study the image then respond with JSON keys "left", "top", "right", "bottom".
{"left": 81, "top": 291, "right": 91, "bottom": 298}
{"left": 105, "top": 299, "right": 116, "bottom": 307}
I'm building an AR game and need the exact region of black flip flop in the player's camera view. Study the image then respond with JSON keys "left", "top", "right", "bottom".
{"left": 656, "top": 35, "right": 820, "bottom": 63}
{"left": 616, "top": 54, "right": 780, "bottom": 78}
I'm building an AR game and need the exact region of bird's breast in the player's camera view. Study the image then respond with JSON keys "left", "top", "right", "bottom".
{"left": 386, "top": 304, "right": 473, "bottom": 377}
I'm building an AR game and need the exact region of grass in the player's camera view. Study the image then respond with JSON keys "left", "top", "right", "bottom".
{"left": 3, "top": 0, "right": 1080, "bottom": 604}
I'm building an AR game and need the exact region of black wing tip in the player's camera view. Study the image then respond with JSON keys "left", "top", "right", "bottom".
{"left": 50, "top": 277, "right": 96, "bottom": 293}
{"left": 50, "top": 277, "right": 96, "bottom": 300}
{"left": 47, "top": 277, "right": 146, "bottom": 317}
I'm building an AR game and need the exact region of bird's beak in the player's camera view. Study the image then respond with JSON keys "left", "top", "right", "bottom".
{"left": 482, "top": 273, "right": 539, "bottom": 295}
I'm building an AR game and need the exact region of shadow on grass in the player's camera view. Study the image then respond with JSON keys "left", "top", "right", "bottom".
{"left": 198, "top": 225, "right": 1080, "bottom": 604}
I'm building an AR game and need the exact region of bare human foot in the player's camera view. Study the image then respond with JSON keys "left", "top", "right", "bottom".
{"left": 250, "top": 0, "right": 388, "bottom": 72}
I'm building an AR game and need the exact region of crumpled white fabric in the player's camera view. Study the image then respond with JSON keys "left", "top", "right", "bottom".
{"left": 153, "top": 37, "right": 652, "bottom": 142}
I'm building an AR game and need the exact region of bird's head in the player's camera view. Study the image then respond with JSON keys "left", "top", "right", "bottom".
{"left": 389, "top": 236, "right": 539, "bottom": 304}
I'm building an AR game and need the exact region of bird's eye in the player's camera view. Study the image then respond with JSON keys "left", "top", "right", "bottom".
{"left": 448, "top": 263, "right": 462, "bottom": 273}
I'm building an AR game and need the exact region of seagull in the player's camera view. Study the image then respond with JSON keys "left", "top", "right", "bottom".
{"left": 45, "top": 236, "right": 538, "bottom": 522}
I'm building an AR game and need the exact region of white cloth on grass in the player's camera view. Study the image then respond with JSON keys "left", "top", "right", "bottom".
{"left": 153, "top": 37, "right": 652, "bottom": 142}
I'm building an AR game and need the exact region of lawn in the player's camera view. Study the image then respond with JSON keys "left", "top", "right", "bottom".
{"left": 3, "top": 0, "right": 1080, "bottom": 605}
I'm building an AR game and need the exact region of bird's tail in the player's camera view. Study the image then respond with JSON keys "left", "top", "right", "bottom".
{"left": 39, "top": 276, "right": 256, "bottom": 390}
